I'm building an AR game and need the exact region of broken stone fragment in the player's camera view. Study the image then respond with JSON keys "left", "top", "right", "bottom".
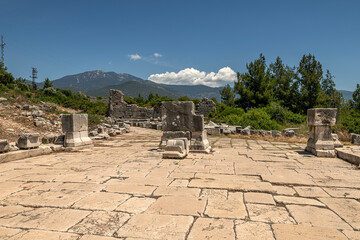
{"left": 42, "top": 134, "right": 57, "bottom": 144}
{"left": 332, "top": 133, "right": 343, "bottom": 148}
{"left": 271, "top": 130, "right": 281, "bottom": 138}
{"left": 350, "top": 133, "right": 360, "bottom": 145}
{"left": 0, "top": 139, "right": 10, "bottom": 153}
{"left": 163, "top": 138, "right": 189, "bottom": 159}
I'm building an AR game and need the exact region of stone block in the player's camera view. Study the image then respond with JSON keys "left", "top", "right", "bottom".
{"left": 271, "top": 130, "right": 281, "bottom": 137}
{"left": 162, "top": 101, "right": 195, "bottom": 131}
{"left": 190, "top": 131, "right": 211, "bottom": 153}
{"left": 42, "top": 134, "right": 57, "bottom": 144}
{"left": 61, "top": 114, "right": 92, "bottom": 148}
{"left": 160, "top": 131, "right": 191, "bottom": 149}
{"left": 0, "top": 139, "right": 10, "bottom": 153}
{"left": 307, "top": 108, "right": 337, "bottom": 126}
{"left": 16, "top": 133, "right": 40, "bottom": 149}
{"left": 351, "top": 133, "right": 360, "bottom": 145}
{"left": 206, "top": 127, "right": 220, "bottom": 135}
{"left": 306, "top": 108, "right": 338, "bottom": 157}
{"left": 332, "top": 133, "right": 343, "bottom": 148}
{"left": 61, "top": 114, "right": 89, "bottom": 132}
{"left": 163, "top": 138, "right": 189, "bottom": 159}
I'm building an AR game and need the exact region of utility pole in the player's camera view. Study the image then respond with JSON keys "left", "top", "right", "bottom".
{"left": 1, "top": 35, "right": 5, "bottom": 63}
{"left": 31, "top": 67, "right": 38, "bottom": 90}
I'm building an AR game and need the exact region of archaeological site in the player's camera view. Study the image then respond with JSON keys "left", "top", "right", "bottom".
{"left": 1, "top": 89, "right": 360, "bottom": 240}
{"left": 1, "top": 4, "right": 360, "bottom": 238}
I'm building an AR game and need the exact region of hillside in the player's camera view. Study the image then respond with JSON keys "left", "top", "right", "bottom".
{"left": 339, "top": 90, "right": 353, "bottom": 101}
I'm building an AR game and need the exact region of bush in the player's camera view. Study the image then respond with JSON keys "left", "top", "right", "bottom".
{"left": 223, "top": 114, "right": 242, "bottom": 125}
{"left": 43, "top": 87, "right": 57, "bottom": 96}
{"left": 337, "top": 109, "right": 360, "bottom": 134}
{"left": 285, "top": 111, "right": 306, "bottom": 124}
{"left": 265, "top": 102, "right": 288, "bottom": 123}
{"left": 238, "top": 108, "right": 281, "bottom": 130}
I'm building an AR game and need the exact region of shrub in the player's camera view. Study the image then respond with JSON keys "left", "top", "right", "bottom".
{"left": 285, "top": 111, "right": 306, "bottom": 124}
{"left": 337, "top": 109, "right": 360, "bottom": 134}
{"left": 238, "top": 108, "right": 281, "bottom": 130}
{"left": 223, "top": 114, "right": 242, "bottom": 125}
{"left": 43, "top": 87, "right": 57, "bottom": 96}
{"left": 265, "top": 102, "right": 288, "bottom": 123}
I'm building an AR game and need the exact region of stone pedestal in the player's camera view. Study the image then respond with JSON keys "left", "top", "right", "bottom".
{"left": 160, "top": 101, "right": 211, "bottom": 153}
{"left": 16, "top": 133, "right": 41, "bottom": 149}
{"left": 61, "top": 114, "right": 93, "bottom": 148}
{"left": 306, "top": 108, "right": 337, "bottom": 157}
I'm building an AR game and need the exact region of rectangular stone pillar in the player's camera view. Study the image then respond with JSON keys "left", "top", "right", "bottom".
{"left": 61, "top": 114, "right": 93, "bottom": 148}
{"left": 306, "top": 108, "right": 337, "bottom": 157}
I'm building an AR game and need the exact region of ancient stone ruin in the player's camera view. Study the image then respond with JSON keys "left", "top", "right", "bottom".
{"left": 306, "top": 108, "right": 337, "bottom": 157}
{"left": 163, "top": 138, "right": 189, "bottom": 159}
{"left": 108, "top": 89, "right": 161, "bottom": 119}
{"left": 160, "top": 101, "right": 211, "bottom": 154}
{"left": 196, "top": 97, "right": 216, "bottom": 116}
{"left": 16, "top": 133, "right": 41, "bottom": 149}
{"left": 61, "top": 114, "right": 93, "bottom": 149}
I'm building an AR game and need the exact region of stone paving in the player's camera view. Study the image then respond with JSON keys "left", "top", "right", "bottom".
{"left": 0, "top": 127, "right": 360, "bottom": 240}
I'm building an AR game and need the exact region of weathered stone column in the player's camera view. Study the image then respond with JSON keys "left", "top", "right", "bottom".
{"left": 61, "top": 114, "right": 93, "bottom": 148}
{"left": 306, "top": 108, "right": 337, "bottom": 157}
{"left": 160, "top": 101, "right": 211, "bottom": 153}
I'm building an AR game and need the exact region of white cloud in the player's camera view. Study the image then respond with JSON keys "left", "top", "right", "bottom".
{"left": 128, "top": 54, "right": 141, "bottom": 60}
{"left": 108, "top": 61, "right": 112, "bottom": 65}
{"left": 148, "top": 67, "right": 236, "bottom": 87}
{"left": 154, "top": 53, "right": 163, "bottom": 58}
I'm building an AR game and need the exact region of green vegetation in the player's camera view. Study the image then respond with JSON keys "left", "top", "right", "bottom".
{"left": 1, "top": 53, "right": 360, "bottom": 134}
{"left": 0, "top": 62, "right": 107, "bottom": 124}
{"left": 216, "top": 53, "right": 360, "bottom": 133}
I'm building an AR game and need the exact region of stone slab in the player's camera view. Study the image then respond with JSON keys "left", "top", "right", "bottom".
{"left": 273, "top": 224, "right": 347, "bottom": 240}
{"left": 116, "top": 214, "right": 194, "bottom": 239}
{"left": 187, "top": 218, "right": 235, "bottom": 240}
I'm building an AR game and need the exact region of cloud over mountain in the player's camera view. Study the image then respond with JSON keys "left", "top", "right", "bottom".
{"left": 148, "top": 67, "right": 236, "bottom": 87}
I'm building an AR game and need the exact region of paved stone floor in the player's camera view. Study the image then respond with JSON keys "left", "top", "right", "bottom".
{"left": 1, "top": 127, "right": 360, "bottom": 240}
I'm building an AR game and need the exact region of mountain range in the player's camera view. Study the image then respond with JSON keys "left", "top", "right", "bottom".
{"left": 41, "top": 70, "right": 222, "bottom": 100}
{"left": 38, "top": 70, "right": 353, "bottom": 101}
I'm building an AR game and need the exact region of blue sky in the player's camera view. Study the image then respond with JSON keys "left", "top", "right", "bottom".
{"left": 1, "top": 0, "right": 359, "bottom": 90}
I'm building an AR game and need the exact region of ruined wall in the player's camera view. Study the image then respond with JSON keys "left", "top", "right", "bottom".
{"left": 196, "top": 98, "right": 216, "bottom": 116}
{"left": 108, "top": 89, "right": 161, "bottom": 119}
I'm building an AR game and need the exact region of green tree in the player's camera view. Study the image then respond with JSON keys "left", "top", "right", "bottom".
{"left": 43, "top": 78, "right": 53, "bottom": 89}
{"left": 297, "top": 54, "right": 323, "bottom": 111}
{"left": 318, "top": 70, "right": 343, "bottom": 108}
{"left": 0, "top": 62, "right": 15, "bottom": 86}
{"left": 219, "top": 84, "right": 235, "bottom": 106}
{"left": 178, "top": 96, "right": 191, "bottom": 101}
{"left": 352, "top": 84, "right": 360, "bottom": 111}
{"left": 269, "top": 56, "right": 297, "bottom": 109}
{"left": 234, "top": 54, "right": 273, "bottom": 110}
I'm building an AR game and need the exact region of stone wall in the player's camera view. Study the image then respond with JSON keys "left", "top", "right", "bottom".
{"left": 108, "top": 89, "right": 161, "bottom": 119}
{"left": 196, "top": 98, "right": 216, "bottom": 116}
